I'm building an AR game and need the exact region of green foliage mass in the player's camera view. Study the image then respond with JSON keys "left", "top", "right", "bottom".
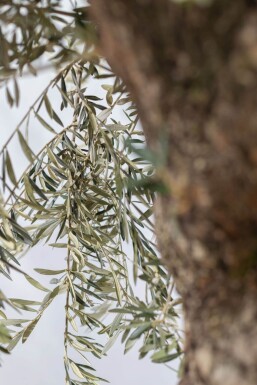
{"left": 0, "top": 1, "right": 183, "bottom": 382}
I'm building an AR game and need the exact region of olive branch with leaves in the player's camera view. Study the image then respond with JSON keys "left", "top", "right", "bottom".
{"left": 0, "top": 1, "right": 183, "bottom": 383}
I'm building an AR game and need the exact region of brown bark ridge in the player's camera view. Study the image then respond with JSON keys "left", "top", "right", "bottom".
{"left": 90, "top": 1, "right": 257, "bottom": 384}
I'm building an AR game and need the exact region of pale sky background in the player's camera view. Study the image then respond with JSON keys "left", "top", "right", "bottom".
{"left": 0, "top": 66, "right": 179, "bottom": 385}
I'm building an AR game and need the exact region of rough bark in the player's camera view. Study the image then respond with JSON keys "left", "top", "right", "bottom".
{"left": 90, "top": 1, "right": 257, "bottom": 384}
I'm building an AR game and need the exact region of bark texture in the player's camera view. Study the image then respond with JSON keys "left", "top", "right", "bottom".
{"left": 90, "top": 1, "right": 257, "bottom": 384}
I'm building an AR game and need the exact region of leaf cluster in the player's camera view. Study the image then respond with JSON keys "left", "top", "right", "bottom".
{"left": 0, "top": 3, "right": 183, "bottom": 383}
{"left": 0, "top": 0, "right": 94, "bottom": 89}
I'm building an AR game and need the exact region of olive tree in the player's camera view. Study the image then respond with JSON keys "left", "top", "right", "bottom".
{"left": 90, "top": 1, "right": 257, "bottom": 385}
{"left": 2, "top": 1, "right": 257, "bottom": 385}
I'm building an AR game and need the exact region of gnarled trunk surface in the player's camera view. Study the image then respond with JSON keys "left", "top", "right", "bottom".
{"left": 90, "top": 1, "right": 257, "bottom": 384}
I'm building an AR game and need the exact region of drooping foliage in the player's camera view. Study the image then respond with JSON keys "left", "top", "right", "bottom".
{"left": 0, "top": 1, "right": 182, "bottom": 383}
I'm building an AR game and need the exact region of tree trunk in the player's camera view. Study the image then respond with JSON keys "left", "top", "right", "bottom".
{"left": 90, "top": 1, "right": 257, "bottom": 384}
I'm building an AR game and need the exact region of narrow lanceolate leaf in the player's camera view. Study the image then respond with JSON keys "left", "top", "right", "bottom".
{"left": 52, "top": 110, "right": 64, "bottom": 127}
{"left": 27, "top": 178, "right": 48, "bottom": 200}
{"left": 7, "top": 331, "right": 23, "bottom": 351}
{"left": 6, "top": 87, "right": 13, "bottom": 107}
{"left": 14, "top": 78, "right": 20, "bottom": 107}
{"left": 22, "top": 315, "right": 41, "bottom": 343}
{"left": 23, "top": 174, "right": 37, "bottom": 203}
{"left": 56, "top": 84, "right": 73, "bottom": 108}
{"left": 0, "top": 346, "right": 10, "bottom": 354}
{"left": 24, "top": 174, "right": 47, "bottom": 201}
{"left": 18, "top": 131, "right": 34, "bottom": 162}
{"left": 0, "top": 309, "right": 6, "bottom": 319}
{"left": 34, "top": 268, "right": 65, "bottom": 276}
{"left": 2, "top": 151, "right": 6, "bottom": 191}
{"left": 151, "top": 351, "right": 181, "bottom": 364}
{"left": 128, "top": 322, "right": 151, "bottom": 340}
{"left": 10, "top": 299, "right": 41, "bottom": 307}
{"left": 5, "top": 150, "right": 16, "bottom": 185}
{"left": 24, "top": 274, "right": 49, "bottom": 292}
{"left": 44, "top": 95, "right": 53, "bottom": 118}
{"left": 39, "top": 284, "right": 65, "bottom": 311}
{"left": 9, "top": 219, "right": 33, "bottom": 245}
{"left": 70, "top": 361, "right": 85, "bottom": 379}
{"left": 34, "top": 112, "right": 56, "bottom": 133}
{"left": 97, "top": 108, "right": 112, "bottom": 122}
{"left": 111, "top": 267, "right": 122, "bottom": 305}
{"left": 0, "top": 246, "right": 20, "bottom": 265}
{"left": 0, "top": 319, "right": 30, "bottom": 326}
{"left": 102, "top": 331, "right": 121, "bottom": 355}
{"left": 19, "top": 197, "right": 48, "bottom": 212}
